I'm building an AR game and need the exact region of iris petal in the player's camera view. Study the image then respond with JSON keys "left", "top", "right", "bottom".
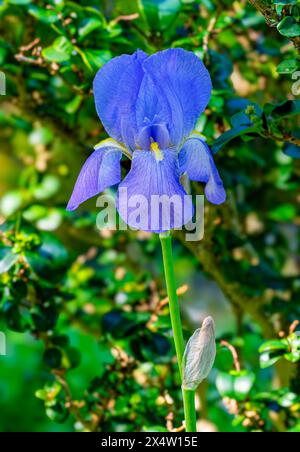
{"left": 142, "top": 49, "right": 212, "bottom": 147}
{"left": 67, "top": 141, "right": 123, "bottom": 211}
{"left": 136, "top": 75, "right": 170, "bottom": 130}
{"left": 117, "top": 150, "right": 193, "bottom": 233}
{"left": 93, "top": 50, "right": 147, "bottom": 149}
{"left": 179, "top": 137, "right": 226, "bottom": 205}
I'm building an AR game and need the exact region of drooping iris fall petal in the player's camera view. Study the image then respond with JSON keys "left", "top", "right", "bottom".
{"left": 179, "top": 137, "right": 226, "bottom": 205}
{"left": 117, "top": 150, "right": 193, "bottom": 233}
{"left": 67, "top": 143, "right": 123, "bottom": 211}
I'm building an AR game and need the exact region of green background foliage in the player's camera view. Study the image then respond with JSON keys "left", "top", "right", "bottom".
{"left": 0, "top": 0, "right": 300, "bottom": 432}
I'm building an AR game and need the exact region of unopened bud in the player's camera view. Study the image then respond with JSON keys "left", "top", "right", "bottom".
{"left": 182, "top": 316, "right": 216, "bottom": 391}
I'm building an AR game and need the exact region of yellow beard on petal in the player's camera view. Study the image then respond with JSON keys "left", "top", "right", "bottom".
{"left": 150, "top": 142, "right": 164, "bottom": 161}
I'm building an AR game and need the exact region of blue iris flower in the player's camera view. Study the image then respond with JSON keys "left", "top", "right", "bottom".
{"left": 67, "top": 48, "right": 226, "bottom": 232}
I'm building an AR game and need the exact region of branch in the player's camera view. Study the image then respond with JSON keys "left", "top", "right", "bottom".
{"left": 220, "top": 341, "right": 241, "bottom": 372}
{"left": 248, "top": 0, "right": 300, "bottom": 54}
{"left": 248, "top": 0, "right": 277, "bottom": 25}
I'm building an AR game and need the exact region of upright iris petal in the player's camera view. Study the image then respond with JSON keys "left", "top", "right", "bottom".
{"left": 93, "top": 50, "right": 147, "bottom": 150}
{"left": 142, "top": 49, "right": 212, "bottom": 146}
{"left": 67, "top": 48, "right": 226, "bottom": 232}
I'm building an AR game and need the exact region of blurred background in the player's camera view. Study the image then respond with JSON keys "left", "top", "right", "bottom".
{"left": 0, "top": 0, "right": 299, "bottom": 432}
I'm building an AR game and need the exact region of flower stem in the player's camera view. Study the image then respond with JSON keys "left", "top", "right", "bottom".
{"left": 159, "top": 232, "right": 197, "bottom": 433}
{"left": 183, "top": 390, "right": 197, "bottom": 433}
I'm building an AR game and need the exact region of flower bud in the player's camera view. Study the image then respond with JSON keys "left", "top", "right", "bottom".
{"left": 182, "top": 316, "right": 216, "bottom": 391}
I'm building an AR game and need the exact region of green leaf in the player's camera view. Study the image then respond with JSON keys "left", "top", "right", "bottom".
{"left": 277, "top": 59, "right": 300, "bottom": 74}
{"left": 46, "top": 402, "right": 69, "bottom": 423}
{"left": 259, "top": 340, "right": 288, "bottom": 353}
{"left": 260, "top": 351, "right": 284, "bottom": 368}
{"left": 0, "top": 252, "right": 19, "bottom": 274}
{"left": 278, "top": 392, "right": 298, "bottom": 407}
{"left": 63, "top": 346, "right": 81, "bottom": 369}
{"left": 43, "top": 348, "right": 63, "bottom": 369}
{"left": 277, "top": 16, "right": 300, "bottom": 38}
{"left": 140, "top": 0, "right": 181, "bottom": 30}
{"left": 3, "top": 302, "right": 29, "bottom": 332}
{"left": 28, "top": 5, "right": 59, "bottom": 24}
{"left": 212, "top": 126, "right": 259, "bottom": 153}
{"left": 7, "top": 0, "right": 32, "bottom": 4}
{"left": 65, "top": 95, "right": 83, "bottom": 114}
{"left": 269, "top": 204, "right": 297, "bottom": 222}
{"left": 42, "top": 37, "right": 73, "bottom": 63}
{"left": 0, "top": 191, "right": 23, "bottom": 216}
{"left": 78, "top": 18, "right": 103, "bottom": 41}
{"left": 33, "top": 175, "right": 60, "bottom": 200}
{"left": 274, "top": 0, "right": 298, "bottom": 4}
{"left": 216, "top": 370, "right": 256, "bottom": 401}
{"left": 29, "top": 127, "right": 54, "bottom": 146}
{"left": 284, "top": 351, "right": 300, "bottom": 363}
{"left": 31, "top": 306, "right": 58, "bottom": 332}
{"left": 25, "top": 233, "right": 69, "bottom": 283}
{"left": 284, "top": 144, "right": 300, "bottom": 159}
{"left": 269, "top": 100, "right": 300, "bottom": 119}
{"left": 76, "top": 48, "right": 112, "bottom": 71}
{"left": 288, "top": 424, "right": 300, "bottom": 432}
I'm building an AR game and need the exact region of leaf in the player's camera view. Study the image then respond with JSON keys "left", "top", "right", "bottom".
{"left": 268, "top": 100, "right": 300, "bottom": 119}
{"left": 43, "top": 348, "right": 63, "bottom": 369}
{"left": 63, "top": 347, "right": 81, "bottom": 369}
{"left": 274, "top": 0, "right": 298, "bottom": 3}
{"left": 28, "top": 5, "right": 59, "bottom": 24}
{"left": 216, "top": 370, "right": 256, "bottom": 401}
{"left": 212, "top": 125, "right": 258, "bottom": 153}
{"left": 277, "top": 16, "right": 300, "bottom": 38}
{"left": 283, "top": 144, "right": 300, "bottom": 159}
{"left": 140, "top": 0, "right": 181, "bottom": 30}
{"left": 0, "top": 252, "right": 19, "bottom": 274}
{"left": 76, "top": 48, "right": 112, "bottom": 71}
{"left": 260, "top": 351, "right": 284, "bottom": 369}
{"left": 231, "top": 112, "right": 253, "bottom": 128}
{"left": 269, "top": 204, "right": 297, "bottom": 222}
{"left": 65, "top": 95, "right": 83, "bottom": 114}
{"left": 259, "top": 340, "right": 288, "bottom": 354}
{"left": 131, "top": 331, "right": 171, "bottom": 363}
{"left": 288, "top": 424, "right": 300, "bottom": 432}
{"left": 284, "top": 351, "right": 300, "bottom": 363}
{"left": 3, "top": 302, "right": 29, "bottom": 332}
{"left": 33, "top": 175, "right": 60, "bottom": 200}
{"left": 7, "top": 0, "right": 32, "bottom": 4}
{"left": 78, "top": 18, "right": 103, "bottom": 41}
{"left": 42, "top": 37, "right": 73, "bottom": 63}
{"left": 46, "top": 402, "right": 69, "bottom": 423}
{"left": 25, "top": 233, "right": 69, "bottom": 283}
{"left": 0, "top": 191, "right": 23, "bottom": 216}
{"left": 277, "top": 59, "right": 300, "bottom": 74}
{"left": 278, "top": 392, "right": 298, "bottom": 407}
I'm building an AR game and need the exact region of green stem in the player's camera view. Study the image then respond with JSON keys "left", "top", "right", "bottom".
{"left": 183, "top": 390, "right": 197, "bottom": 433}
{"left": 159, "top": 232, "right": 197, "bottom": 433}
